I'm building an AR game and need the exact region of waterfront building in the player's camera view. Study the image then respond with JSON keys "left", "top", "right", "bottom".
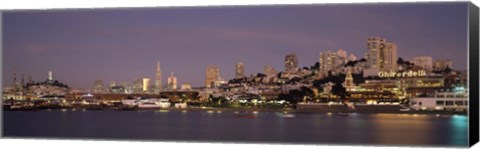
{"left": 205, "top": 65, "right": 220, "bottom": 88}
{"left": 93, "top": 80, "right": 105, "bottom": 93}
{"left": 365, "top": 37, "right": 398, "bottom": 72}
{"left": 167, "top": 72, "right": 177, "bottom": 91}
{"left": 284, "top": 54, "right": 299, "bottom": 72}
{"left": 155, "top": 61, "right": 163, "bottom": 93}
{"left": 433, "top": 59, "right": 453, "bottom": 71}
{"left": 413, "top": 56, "right": 433, "bottom": 72}
{"left": 235, "top": 62, "right": 245, "bottom": 79}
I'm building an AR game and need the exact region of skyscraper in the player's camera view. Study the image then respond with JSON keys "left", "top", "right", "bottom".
{"left": 365, "top": 37, "right": 398, "bottom": 71}
{"left": 93, "top": 80, "right": 104, "bottom": 93}
{"left": 285, "top": 54, "right": 299, "bottom": 72}
{"left": 235, "top": 62, "right": 245, "bottom": 79}
{"left": 205, "top": 65, "right": 220, "bottom": 88}
{"left": 413, "top": 56, "right": 433, "bottom": 72}
{"left": 167, "top": 72, "right": 177, "bottom": 91}
{"left": 142, "top": 78, "right": 150, "bottom": 93}
{"left": 319, "top": 50, "right": 336, "bottom": 76}
{"left": 155, "top": 61, "right": 163, "bottom": 93}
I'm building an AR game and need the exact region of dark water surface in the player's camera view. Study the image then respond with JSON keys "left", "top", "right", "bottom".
{"left": 3, "top": 110, "right": 468, "bottom": 147}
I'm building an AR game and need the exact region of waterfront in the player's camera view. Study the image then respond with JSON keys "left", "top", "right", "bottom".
{"left": 3, "top": 109, "right": 468, "bottom": 147}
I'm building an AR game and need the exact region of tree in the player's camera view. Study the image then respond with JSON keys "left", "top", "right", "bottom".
{"left": 331, "top": 82, "right": 349, "bottom": 102}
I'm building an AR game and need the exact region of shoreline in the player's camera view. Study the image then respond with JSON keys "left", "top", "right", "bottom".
{"left": 3, "top": 106, "right": 468, "bottom": 115}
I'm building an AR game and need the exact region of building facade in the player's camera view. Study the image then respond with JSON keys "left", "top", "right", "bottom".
{"left": 365, "top": 37, "right": 398, "bottom": 72}
{"left": 205, "top": 65, "right": 220, "bottom": 88}
{"left": 433, "top": 59, "right": 453, "bottom": 71}
{"left": 413, "top": 56, "right": 433, "bottom": 72}
{"left": 284, "top": 54, "right": 299, "bottom": 72}
{"left": 167, "top": 72, "right": 177, "bottom": 91}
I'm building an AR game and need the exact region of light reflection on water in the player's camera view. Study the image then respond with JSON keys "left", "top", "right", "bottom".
{"left": 3, "top": 110, "right": 468, "bottom": 147}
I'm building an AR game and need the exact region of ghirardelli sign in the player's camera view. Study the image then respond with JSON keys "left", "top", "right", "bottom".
{"left": 378, "top": 70, "right": 427, "bottom": 78}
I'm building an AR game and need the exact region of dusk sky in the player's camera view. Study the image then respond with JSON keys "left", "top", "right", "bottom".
{"left": 2, "top": 2, "right": 468, "bottom": 89}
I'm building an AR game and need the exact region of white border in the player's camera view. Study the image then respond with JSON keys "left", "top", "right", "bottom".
{"left": 0, "top": 0, "right": 478, "bottom": 149}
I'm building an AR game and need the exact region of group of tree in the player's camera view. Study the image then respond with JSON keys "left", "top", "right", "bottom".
{"left": 25, "top": 79, "right": 69, "bottom": 88}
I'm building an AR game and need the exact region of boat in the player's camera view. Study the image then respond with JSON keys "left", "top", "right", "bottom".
{"left": 138, "top": 98, "right": 170, "bottom": 109}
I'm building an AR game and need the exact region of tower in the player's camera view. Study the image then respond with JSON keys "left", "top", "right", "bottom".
{"left": 235, "top": 62, "right": 245, "bottom": 79}
{"left": 343, "top": 68, "right": 355, "bottom": 91}
{"left": 48, "top": 71, "right": 53, "bottom": 82}
{"left": 155, "top": 61, "right": 163, "bottom": 93}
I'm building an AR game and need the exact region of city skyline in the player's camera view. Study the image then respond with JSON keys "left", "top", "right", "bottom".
{"left": 3, "top": 2, "right": 468, "bottom": 88}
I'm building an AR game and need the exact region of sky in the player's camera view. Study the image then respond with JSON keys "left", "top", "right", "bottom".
{"left": 2, "top": 2, "right": 469, "bottom": 89}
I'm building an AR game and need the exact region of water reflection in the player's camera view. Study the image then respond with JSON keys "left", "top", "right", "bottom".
{"left": 3, "top": 110, "right": 468, "bottom": 147}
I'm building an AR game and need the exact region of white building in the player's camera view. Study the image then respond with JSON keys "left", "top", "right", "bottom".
{"left": 413, "top": 56, "right": 433, "bottom": 72}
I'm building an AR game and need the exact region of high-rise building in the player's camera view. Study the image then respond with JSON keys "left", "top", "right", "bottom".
{"left": 133, "top": 78, "right": 143, "bottom": 93}
{"left": 205, "top": 65, "right": 220, "bottom": 88}
{"left": 284, "top": 54, "right": 299, "bottom": 72}
{"left": 319, "top": 50, "right": 336, "bottom": 75}
{"left": 142, "top": 78, "right": 150, "bottom": 93}
{"left": 167, "top": 72, "right": 177, "bottom": 91}
{"left": 365, "top": 37, "right": 398, "bottom": 71}
{"left": 433, "top": 59, "right": 453, "bottom": 71}
{"left": 235, "top": 62, "right": 245, "bottom": 79}
{"left": 155, "top": 61, "right": 163, "bottom": 93}
{"left": 413, "top": 56, "right": 433, "bottom": 72}
{"left": 93, "top": 80, "right": 104, "bottom": 93}
{"left": 264, "top": 65, "right": 277, "bottom": 78}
